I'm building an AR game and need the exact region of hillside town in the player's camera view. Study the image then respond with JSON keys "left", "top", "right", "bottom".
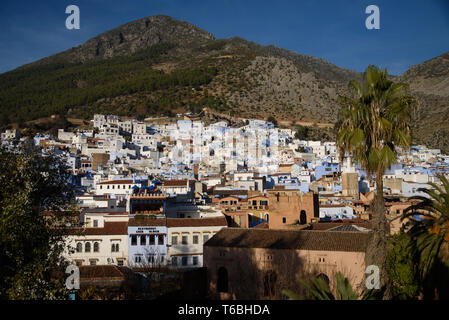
{"left": 2, "top": 113, "right": 449, "bottom": 299}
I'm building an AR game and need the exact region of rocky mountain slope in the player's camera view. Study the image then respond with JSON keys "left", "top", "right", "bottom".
{"left": 399, "top": 51, "right": 449, "bottom": 153}
{"left": 1, "top": 15, "right": 448, "bottom": 152}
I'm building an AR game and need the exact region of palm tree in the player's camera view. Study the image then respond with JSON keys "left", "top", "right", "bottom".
{"left": 402, "top": 175, "right": 449, "bottom": 296}
{"left": 336, "top": 65, "right": 415, "bottom": 298}
{"left": 283, "top": 272, "right": 377, "bottom": 300}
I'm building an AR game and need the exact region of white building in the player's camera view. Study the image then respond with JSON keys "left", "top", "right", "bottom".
{"left": 64, "top": 208, "right": 129, "bottom": 266}
{"left": 167, "top": 216, "right": 227, "bottom": 268}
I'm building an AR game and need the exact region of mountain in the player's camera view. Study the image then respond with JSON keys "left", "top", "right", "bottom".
{"left": 399, "top": 52, "right": 449, "bottom": 153}
{"left": 0, "top": 15, "right": 448, "bottom": 152}
{"left": 28, "top": 15, "right": 215, "bottom": 66}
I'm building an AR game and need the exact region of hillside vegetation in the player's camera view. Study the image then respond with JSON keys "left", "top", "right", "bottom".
{"left": 0, "top": 14, "right": 448, "bottom": 152}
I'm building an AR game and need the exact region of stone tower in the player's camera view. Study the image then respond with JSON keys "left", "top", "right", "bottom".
{"left": 341, "top": 157, "right": 359, "bottom": 200}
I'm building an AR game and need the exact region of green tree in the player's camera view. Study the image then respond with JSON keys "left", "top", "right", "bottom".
{"left": 0, "top": 144, "right": 77, "bottom": 299}
{"left": 387, "top": 233, "right": 420, "bottom": 299}
{"left": 267, "top": 116, "right": 277, "bottom": 127}
{"left": 336, "top": 65, "right": 415, "bottom": 298}
{"left": 294, "top": 125, "right": 309, "bottom": 140}
{"left": 283, "top": 272, "right": 376, "bottom": 300}
{"left": 402, "top": 175, "right": 449, "bottom": 298}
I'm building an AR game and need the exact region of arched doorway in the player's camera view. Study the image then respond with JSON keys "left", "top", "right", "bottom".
{"left": 316, "top": 273, "right": 330, "bottom": 287}
{"left": 300, "top": 210, "right": 307, "bottom": 224}
{"left": 217, "top": 267, "right": 228, "bottom": 293}
{"left": 263, "top": 270, "right": 277, "bottom": 297}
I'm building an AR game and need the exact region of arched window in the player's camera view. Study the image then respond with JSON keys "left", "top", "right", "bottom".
{"left": 93, "top": 242, "right": 99, "bottom": 252}
{"left": 85, "top": 242, "right": 91, "bottom": 253}
{"left": 300, "top": 210, "right": 307, "bottom": 225}
{"left": 217, "top": 267, "right": 228, "bottom": 293}
{"left": 264, "top": 213, "right": 269, "bottom": 223}
{"left": 76, "top": 242, "right": 82, "bottom": 253}
{"left": 115, "top": 243, "right": 119, "bottom": 252}
{"left": 316, "top": 273, "right": 330, "bottom": 287}
{"left": 263, "top": 270, "right": 277, "bottom": 297}
{"left": 111, "top": 243, "right": 115, "bottom": 252}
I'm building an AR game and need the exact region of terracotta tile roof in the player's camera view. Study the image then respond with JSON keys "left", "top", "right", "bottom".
{"left": 67, "top": 222, "right": 128, "bottom": 236}
{"left": 79, "top": 265, "right": 130, "bottom": 279}
{"left": 162, "top": 180, "right": 188, "bottom": 187}
{"left": 222, "top": 211, "right": 247, "bottom": 216}
{"left": 213, "top": 189, "right": 248, "bottom": 196}
{"left": 128, "top": 217, "right": 167, "bottom": 227}
{"left": 84, "top": 207, "right": 127, "bottom": 214}
{"left": 167, "top": 217, "right": 227, "bottom": 227}
{"left": 204, "top": 228, "right": 371, "bottom": 252}
{"left": 309, "top": 220, "right": 373, "bottom": 231}
{"left": 320, "top": 204, "right": 349, "bottom": 208}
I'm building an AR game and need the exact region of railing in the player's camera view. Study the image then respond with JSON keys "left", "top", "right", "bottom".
{"left": 134, "top": 210, "right": 163, "bottom": 214}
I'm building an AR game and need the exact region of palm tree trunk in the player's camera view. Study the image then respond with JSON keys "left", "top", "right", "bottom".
{"left": 365, "top": 172, "right": 392, "bottom": 299}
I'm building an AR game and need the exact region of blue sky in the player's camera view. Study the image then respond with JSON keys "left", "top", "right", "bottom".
{"left": 0, "top": 0, "right": 448, "bottom": 75}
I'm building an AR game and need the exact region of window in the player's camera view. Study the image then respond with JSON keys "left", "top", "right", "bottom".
{"left": 131, "top": 235, "right": 137, "bottom": 246}
{"left": 193, "top": 256, "right": 199, "bottom": 266}
{"left": 182, "top": 235, "right": 188, "bottom": 245}
{"left": 111, "top": 243, "right": 116, "bottom": 252}
{"left": 149, "top": 235, "right": 155, "bottom": 245}
{"left": 203, "top": 234, "right": 210, "bottom": 243}
{"left": 172, "top": 235, "right": 178, "bottom": 245}
{"left": 76, "top": 242, "right": 82, "bottom": 253}
{"left": 193, "top": 235, "right": 199, "bottom": 244}
{"left": 135, "top": 255, "right": 142, "bottom": 263}
{"left": 282, "top": 217, "right": 286, "bottom": 223}
{"left": 147, "top": 254, "right": 155, "bottom": 265}
{"left": 89, "top": 259, "right": 97, "bottom": 266}
{"left": 140, "top": 235, "right": 146, "bottom": 246}
{"left": 85, "top": 242, "right": 91, "bottom": 252}
{"left": 75, "top": 260, "right": 83, "bottom": 267}
{"left": 171, "top": 256, "right": 178, "bottom": 266}
{"left": 181, "top": 256, "right": 188, "bottom": 266}
{"left": 158, "top": 235, "right": 164, "bottom": 245}
{"left": 93, "top": 220, "right": 98, "bottom": 227}
{"left": 300, "top": 210, "right": 307, "bottom": 225}
{"left": 93, "top": 242, "right": 99, "bottom": 252}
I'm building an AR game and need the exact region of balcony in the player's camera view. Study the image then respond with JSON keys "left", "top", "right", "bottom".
{"left": 134, "top": 210, "right": 163, "bottom": 214}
